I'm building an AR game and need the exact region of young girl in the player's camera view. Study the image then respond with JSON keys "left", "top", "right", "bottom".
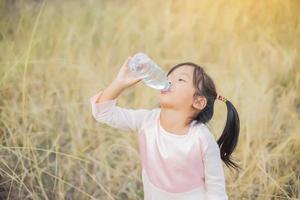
{"left": 90, "top": 56, "right": 240, "bottom": 200}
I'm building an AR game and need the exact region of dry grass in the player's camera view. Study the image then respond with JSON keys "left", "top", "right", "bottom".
{"left": 0, "top": 0, "right": 299, "bottom": 199}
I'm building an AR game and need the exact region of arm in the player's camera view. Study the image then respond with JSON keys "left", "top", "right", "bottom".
{"left": 90, "top": 56, "right": 148, "bottom": 133}
{"left": 95, "top": 56, "right": 142, "bottom": 103}
{"left": 94, "top": 79, "right": 126, "bottom": 104}
{"left": 90, "top": 88, "right": 150, "bottom": 133}
{"left": 204, "top": 134, "right": 229, "bottom": 200}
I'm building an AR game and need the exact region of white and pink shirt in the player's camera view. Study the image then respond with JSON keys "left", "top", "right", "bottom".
{"left": 90, "top": 90, "right": 229, "bottom": 200}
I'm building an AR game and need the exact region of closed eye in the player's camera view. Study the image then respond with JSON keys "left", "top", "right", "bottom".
{"left": 178, "top": 78, "right": 185, "bottom": 82}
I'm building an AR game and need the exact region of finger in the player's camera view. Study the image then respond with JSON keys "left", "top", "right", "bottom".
{"left": 133, "top": 77, "right": 143, "bottom": 84}
{"left": 124, "top": 56, "right": 131, "bottom": 63}
{"left": 136, "top": 76, "right": 143, "bottom": 82}
{"left": 121, "top": 56, "right": 129, "bottom": 63}
{"left": 122, "top": 56, "right": 132, "bottom": 70}
{"left": 126, "top": 56, "right": 132, "bottom": 65}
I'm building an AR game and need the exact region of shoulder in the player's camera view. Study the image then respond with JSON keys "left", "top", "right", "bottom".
{"left": 193, "top": 122, "right": 215, "bottom": 139}
{"left": 193, "top": 122, "right": 217, "bottom": 151}
{"left": 139, "top": 107, "right": 160, "bottom": 126}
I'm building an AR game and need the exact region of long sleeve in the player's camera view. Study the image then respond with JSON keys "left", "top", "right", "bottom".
{"left": 203, "top": 134, "right": 229, "bottom": 200}
{"left": 90, "top": 90, "right": 150, "bottom": 133}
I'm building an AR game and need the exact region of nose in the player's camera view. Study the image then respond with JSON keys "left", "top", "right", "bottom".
{"left": 167, "top": 81, "right": 172, "bottom": 91}
{"left": 166, "top": 78, "right": 172, "bottom": 91}
{"left": 167, "top": 78, "right": 171, "bottom": 85}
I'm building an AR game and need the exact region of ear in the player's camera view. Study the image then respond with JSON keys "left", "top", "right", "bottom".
{"left": 192, "top": 96, "right": 207, "bottom": 111}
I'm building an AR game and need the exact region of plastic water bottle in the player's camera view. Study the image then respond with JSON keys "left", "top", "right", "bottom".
{"left": 128, "top": 52, "right": 171, "bottom": 92}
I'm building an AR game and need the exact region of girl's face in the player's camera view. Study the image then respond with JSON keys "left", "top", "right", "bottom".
{"left": 159, "top": 65, "right": 197, "bottom": 110}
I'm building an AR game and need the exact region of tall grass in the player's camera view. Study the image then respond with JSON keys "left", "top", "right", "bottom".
{"left": 0, "top": 0, "right": 299, "bottom": 199}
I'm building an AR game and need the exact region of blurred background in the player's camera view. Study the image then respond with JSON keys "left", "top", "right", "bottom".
{"left": 0, "top": 0, "right": 299, "bottom": 199}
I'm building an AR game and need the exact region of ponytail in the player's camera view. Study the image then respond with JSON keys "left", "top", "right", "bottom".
{"left": 216, "top": 97, "right": 241, "bottom": 171}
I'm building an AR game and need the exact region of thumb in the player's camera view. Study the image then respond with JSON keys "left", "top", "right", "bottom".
{"left": 134, "top": 76, "right": 143, "bottom": 83}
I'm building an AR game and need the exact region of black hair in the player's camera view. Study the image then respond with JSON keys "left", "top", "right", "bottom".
{"left": 166, "top": 62, "right": 241, "bottom": 171}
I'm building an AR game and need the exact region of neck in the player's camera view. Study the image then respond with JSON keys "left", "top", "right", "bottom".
{"left": 159, "top": 108, "right": 192, "bottom": 134}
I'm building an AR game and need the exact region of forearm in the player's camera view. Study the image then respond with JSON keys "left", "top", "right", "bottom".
{"left": 95, "top": 80, "right": 127, "bottom": 103}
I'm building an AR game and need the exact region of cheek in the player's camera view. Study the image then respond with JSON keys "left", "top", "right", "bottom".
{"left": 174, "top": 84, "right": 194, "bottom": 97}
{"left": 178, "top": 93, "right": 194, "bottom": 105}
{"left": 159, "top": 88, "right": 194, "bottom": 106}
{"left": 175, "top": 87, "right": 195, "bottom": 104}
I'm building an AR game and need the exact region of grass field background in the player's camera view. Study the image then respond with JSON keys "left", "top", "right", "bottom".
{"left": 0, "top": 0, "right": 299, "bottom": 199}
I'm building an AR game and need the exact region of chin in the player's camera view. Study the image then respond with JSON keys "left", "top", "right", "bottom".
{"left": 158, "top": 99, "right": 167, "bottom": 108}
{"left": 159, "top": 95, "right": 168, "bottom": 104}
{"left": 159, "top": 99, "right": 176, "bottom": 109}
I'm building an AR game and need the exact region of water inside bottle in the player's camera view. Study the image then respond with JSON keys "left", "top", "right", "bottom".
{"left": 129, "top": 52, "right": 171, "bottom": 91}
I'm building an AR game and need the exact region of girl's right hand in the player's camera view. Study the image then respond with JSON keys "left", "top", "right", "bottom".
{"left": 114, "top": 56, "right": 143, "bottom": 89}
